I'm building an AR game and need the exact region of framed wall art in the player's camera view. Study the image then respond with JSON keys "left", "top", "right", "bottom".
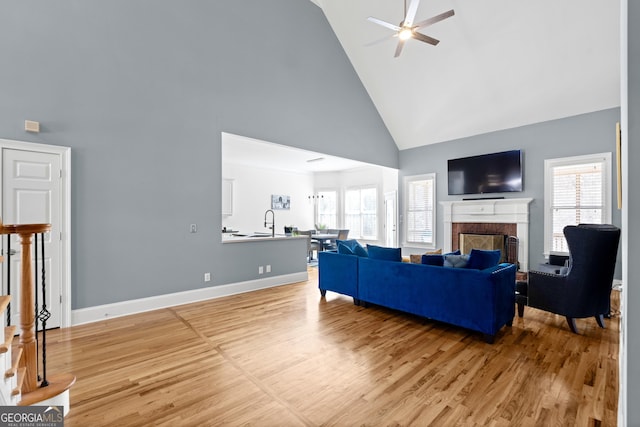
{"left": 271, "top": 194, "right": 290, "bottom": 210}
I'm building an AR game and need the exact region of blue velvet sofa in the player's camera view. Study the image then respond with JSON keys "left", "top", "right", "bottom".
{"left": 318, "top": 250, "right": 517, "bottom": 343}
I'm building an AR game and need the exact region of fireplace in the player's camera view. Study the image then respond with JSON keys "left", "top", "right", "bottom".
{"left": 459, "top": 232, "right": 508, "bottom": 261}
{"left": 441, "top": 198, "right": 533, "bottom": 271}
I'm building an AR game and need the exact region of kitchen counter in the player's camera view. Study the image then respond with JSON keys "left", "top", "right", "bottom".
{"left": 221, "top": 233, "right": 308, "bottom": 244}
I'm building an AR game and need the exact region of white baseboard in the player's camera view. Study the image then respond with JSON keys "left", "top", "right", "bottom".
{"left": 71, "top": 272, "right": 308, "bottom": 326}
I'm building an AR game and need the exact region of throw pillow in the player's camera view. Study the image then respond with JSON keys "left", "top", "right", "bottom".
{"left": 443, "top": 254, "right": 470, "bottom": 268}
{"left": 366, "top": 245, "right": 402, "bottom": 262}
{"left": 353, "top": 243, "right": 368, "bottom": 257}
{"left": 409, "top": 249, "right": 442, "bottom": 264}
{"left": 336, "top": 239, "right": 368, "bottom": 257}
{"left": 409, "top": 254, "right": 422, "bottom": 264}
{"left": 445, "top": 249, "right": 461, "bottom": 256}
{"left": 466, "top": 249, "right": 502, "bottom": 270}
{"left": 337, "top": 242, "right": 355, "bottom": 255}
{"left": 421, "top": 254, "right": 445, "bottom": 266}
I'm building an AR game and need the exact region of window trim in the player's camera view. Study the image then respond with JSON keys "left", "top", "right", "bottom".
{"left": 543, "top": 152, "right": 612, "bottom": 257}
{"left": 402, "top": 173, "right": 436, "bottom": 249}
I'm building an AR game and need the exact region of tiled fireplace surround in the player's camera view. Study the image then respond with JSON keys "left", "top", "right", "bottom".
{"left": 441, "top": 198, "right": 534, "bottom": 271}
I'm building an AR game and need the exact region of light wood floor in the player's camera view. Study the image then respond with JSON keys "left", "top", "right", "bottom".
{"left": 42, "top": 267, "right": 619, "bottom": 426}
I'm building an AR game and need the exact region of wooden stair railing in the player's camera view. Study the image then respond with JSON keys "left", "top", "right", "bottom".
{"left": 0, "top": 220, "right": 75, "bottom": 410}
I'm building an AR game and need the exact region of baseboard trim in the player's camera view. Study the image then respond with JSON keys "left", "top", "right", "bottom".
{"left": 71, "top": 272, "right": 308, "bottom": 326}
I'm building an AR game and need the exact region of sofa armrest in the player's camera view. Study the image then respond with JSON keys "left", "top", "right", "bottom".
{"left": 481, "top": 263, "right": 512, "bottom": 274}
{"left": 318, "top": 251, "right": 359, "bottom": 299}
{"left": 527, "top": 269, "right": 570, "bottom": 314}
{"left": 486, "top": 263, "right": 517, "bottom": 329}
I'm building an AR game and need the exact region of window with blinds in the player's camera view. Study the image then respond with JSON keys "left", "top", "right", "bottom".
{"left": 316, "top": 190, "right": 337, "bottom": 229}
{"left": 345, "top": 187, "right": 377, "bottom": 240}
{"left": 544, "top": 153, "right": 611, "bottom": 254}
{"left": 404, "top": 173, "right": 436, "bottom": 246}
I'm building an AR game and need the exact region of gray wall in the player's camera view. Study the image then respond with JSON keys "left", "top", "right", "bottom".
{"left": 399, "top": 108, "right": 622, "bottom": 278}
{"left": 0, "top": 1, "right": 398, "bottom": 308}
{"left": 0, "top": 1, "right": 635, "bottom": 422}
{"left": 625, "top": 1, "right": 639, "bottom": 425}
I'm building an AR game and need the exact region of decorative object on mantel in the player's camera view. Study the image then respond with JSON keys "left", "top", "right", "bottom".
{"left": 271, "top": 194, "right": 290, "bottom": 210}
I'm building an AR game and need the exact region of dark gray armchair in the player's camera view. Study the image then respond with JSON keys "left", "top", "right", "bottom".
{"left": 518, "top": 224, "right": 621, "bottom": 334}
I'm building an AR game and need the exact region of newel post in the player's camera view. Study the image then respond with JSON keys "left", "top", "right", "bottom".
{"left": 9, "top": 223, "right": 51, "bottom": 393}
{"left": 18, "top": 230, "right": 37, "bottom": 391}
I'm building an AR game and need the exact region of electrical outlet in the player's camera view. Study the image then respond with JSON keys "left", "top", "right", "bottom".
{"left": 258, "top": 266, "right": 264, "bottom": 274}
{"left": 190, "top": 224, "right": 197, "bottom": 233}
{"left": 266, "top": 265, "right": 271, "bottom": 273}
{"left": 204, "top": 272, "right": 211, "bottom": 282}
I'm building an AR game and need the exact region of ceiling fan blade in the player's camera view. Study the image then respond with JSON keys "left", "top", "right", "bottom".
{"left": 412, "top": 31, "right": 440, "bottom": 46}
{"left": 403, "top": 0, "right": 421, "bottom": 26}
{"left": 414, "top": 9, "right": 455, "bottom": 30}
{"left": 364, "top": 33, "right": 397, "bottom": 47}
{"left": 394, "top": 39, "right": 406, "bottom": 57}
{"left": 367, "top": 16, "right": 401, "bottom": 32}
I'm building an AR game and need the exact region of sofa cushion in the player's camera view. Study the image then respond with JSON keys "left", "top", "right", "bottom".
{"left": 443, "top": 254, "right": 470, "bottom": 268}
{"left": 409, "top": 248, "right": 442, "bottom": 264}
{"left": 467, "top": 249, "right": 502, "bottom": 270}
{"left": 337, "top": 239, "right": 368, "bottom": 257}
{"left": 366, "top": 245, "right": 401, "bottom": 262}
{"left": 421, "top": 254, "right": 445, "bottom": 266}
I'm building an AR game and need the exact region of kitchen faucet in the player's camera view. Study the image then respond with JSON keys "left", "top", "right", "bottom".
{"left": 264, "top": 209, "right": 275, "bottom": 237}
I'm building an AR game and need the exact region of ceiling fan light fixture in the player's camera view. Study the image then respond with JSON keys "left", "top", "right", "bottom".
{"left": 366, "top": 0, "right": 455, "bottom": 58}
{"left": 398, "top": 28, "right": 413, "bottom": 40}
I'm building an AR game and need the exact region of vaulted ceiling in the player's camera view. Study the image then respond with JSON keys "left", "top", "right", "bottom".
{"left": 314, "top": 0, "right": 621, "bottom": 150}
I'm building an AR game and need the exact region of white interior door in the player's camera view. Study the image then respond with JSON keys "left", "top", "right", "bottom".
{"left": 384, "top": 191, "right": 397, "bottom": 247}
{"left": 2, "top": 148, "right": 62, "bottom": 329}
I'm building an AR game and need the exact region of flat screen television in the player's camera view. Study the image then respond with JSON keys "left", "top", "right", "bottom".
{"left": 447, "top": 150, "right": 523, "bottom": 196}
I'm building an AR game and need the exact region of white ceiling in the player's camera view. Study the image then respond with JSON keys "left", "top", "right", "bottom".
{"left": 316, "top": 0, "right": 621, "bottom": 150}
{"left": 222, "top": 132, "right": 371, "bottom": 173}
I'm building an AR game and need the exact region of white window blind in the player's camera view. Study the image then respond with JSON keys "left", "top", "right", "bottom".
{"left": 316, "top": 190, "right": 337, "bottom": 229}
{"left": 404, "top": 174, "right": 435, "bottom": 246}
{"left": 345, "top": 187, "right": 377, "bottom": 240}
{"left": 544, "top": 153, "right": 611, "bottom": 254}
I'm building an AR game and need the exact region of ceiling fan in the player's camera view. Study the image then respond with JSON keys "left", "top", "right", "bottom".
{"left": 367, "top": 0, "right": 454, "bottom": 58}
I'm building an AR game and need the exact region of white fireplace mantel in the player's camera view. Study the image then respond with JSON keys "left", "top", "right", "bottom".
{"left": 440, "top": 198, "right": 533, "bottom": 271}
